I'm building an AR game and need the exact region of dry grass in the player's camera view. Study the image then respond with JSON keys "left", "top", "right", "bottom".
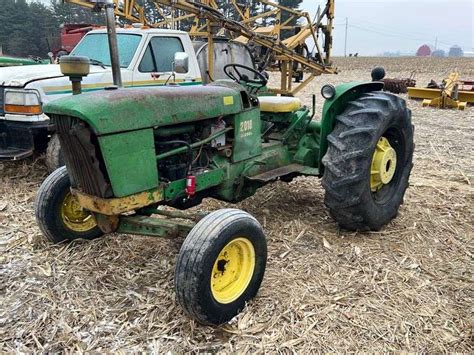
{"left": 1, "top": 57, "right": 473, "bottom": 352}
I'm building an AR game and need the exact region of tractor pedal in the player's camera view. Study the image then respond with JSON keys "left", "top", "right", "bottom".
{"left": 246, "top": 164, "right": 305, "bottom": 182}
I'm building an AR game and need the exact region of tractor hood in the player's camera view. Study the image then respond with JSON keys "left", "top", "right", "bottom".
{"left": 0, "top": 64, "right": 105, "bottom": 87}
{"left": 44, "top": 85, "right": 243, "bottom": 135}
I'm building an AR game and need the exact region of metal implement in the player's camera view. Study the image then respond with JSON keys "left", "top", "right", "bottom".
{"left": 408, "top": 72, "right": 473, "bottom": 110}
{"left": 382, "top": 77, "right": 416, "bottom": 94}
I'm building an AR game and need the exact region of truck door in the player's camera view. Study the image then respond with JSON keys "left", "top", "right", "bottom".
{"left": 132, "top": 36, "right": 198, "bottom": 87}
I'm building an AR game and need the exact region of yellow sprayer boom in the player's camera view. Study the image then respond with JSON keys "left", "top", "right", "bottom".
{"left": 65, "top": 0, "right": 337, "bottom": 95}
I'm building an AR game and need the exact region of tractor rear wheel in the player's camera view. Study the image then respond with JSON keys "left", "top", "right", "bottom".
{"left": 35, "top": 166, "right": 103, "bottom": 243}
{"left": 322, "top": 92, "right": 414, "bottom": 231}
{"left": 175, "top": 208, "right": 267, "bottom": 325}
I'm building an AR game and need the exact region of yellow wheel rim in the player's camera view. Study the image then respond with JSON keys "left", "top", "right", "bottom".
{"left": 370, "top": 137, "right": 397, "bottom": 192}
{"left": 211, "top": 237, "right": 256, "bottom": 304}
{"left": 60, "top": 192, "right": 97, "bottom": 232}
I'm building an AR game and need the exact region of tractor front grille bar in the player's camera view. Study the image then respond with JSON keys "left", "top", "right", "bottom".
{"left": 52, "top": 115, "right": 111, "bottom": 198}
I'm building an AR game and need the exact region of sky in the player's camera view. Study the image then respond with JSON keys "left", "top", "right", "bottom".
{"left": 34, "top": 0, "right": 474, "bottom": 56}
{"left": 302, "top": 0, "right": 474, "bottom": 55}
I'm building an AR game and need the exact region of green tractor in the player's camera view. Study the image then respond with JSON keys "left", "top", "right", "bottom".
{"left": 35, "top": 56, "right": 414, "bottom": 325}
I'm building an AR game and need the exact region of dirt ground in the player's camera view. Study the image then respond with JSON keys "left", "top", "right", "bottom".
{"left": 1, "top": 57, "right": 473, "bottom": 352}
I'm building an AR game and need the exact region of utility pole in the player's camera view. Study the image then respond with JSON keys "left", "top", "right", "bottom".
{"left": 435, "top": 37, "right": 438, "bottom": 50}
{"left": 344, "top": 17, "right": 348, "bottom": 57}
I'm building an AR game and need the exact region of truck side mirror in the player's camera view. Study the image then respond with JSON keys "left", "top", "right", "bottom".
{"left": 174, "top": 52, "right": 189, "bottom": 74}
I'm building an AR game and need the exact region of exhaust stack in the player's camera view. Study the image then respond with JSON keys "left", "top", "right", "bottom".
{"left": 104, "top": 0, "right": 122, "bottom": 87}
{"left": 88, "top": 0, "right": 123, "bottom": 87}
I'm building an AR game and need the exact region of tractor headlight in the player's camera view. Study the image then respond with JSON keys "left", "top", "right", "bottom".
{"left": 4, "top": 89, "right": 42, "bottom": 115}
{"left": 321, "top": 84, "right": 336, "bottom": 100}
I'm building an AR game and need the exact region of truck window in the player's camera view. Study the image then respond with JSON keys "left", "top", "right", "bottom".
{"left": 71, "top": 33, "right": 142, "bottom": 68}
{"left": 139, "top": 37, "right": 185, "bottom": 73}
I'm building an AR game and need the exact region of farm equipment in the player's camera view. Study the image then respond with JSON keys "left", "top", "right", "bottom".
{"left": 370, "top": 67, "right": 416, "bottom": 94}
{"left": 65, "top": 0, "right": 337, "bottom": 95}
{"left": 382, "top": 75, "right": 416, "bottom": 94}
{"left": 34, "top": 1, "right": 414, "bottom": 325}
{"left": 408, "top": 72, "right": 474, "bottom": 110}
{"left": 52, "top": 24, "right": 102, "bottom": 59}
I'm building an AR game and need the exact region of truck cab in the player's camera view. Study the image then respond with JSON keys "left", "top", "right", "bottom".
{"left": 0, "top": 28, "right": 204, "bottom": 163}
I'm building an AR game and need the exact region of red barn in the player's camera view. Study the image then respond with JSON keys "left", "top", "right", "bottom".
{"left": 416, "top": 44, "right": 432, "bottom": 57}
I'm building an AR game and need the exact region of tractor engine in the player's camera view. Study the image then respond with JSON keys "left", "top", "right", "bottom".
{"left": 154, "top": 118, "right": 227, "bottom": 182}
{"left": 46, "top": 81, "right": 262, "bottom": 210}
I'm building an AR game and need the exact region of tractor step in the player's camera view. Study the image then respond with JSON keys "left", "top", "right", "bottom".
{"left": 117, "top": 215, "right": 195, "bottom": 238}
{"left": 246, "top": 163, "right": 305, "bottom": 182}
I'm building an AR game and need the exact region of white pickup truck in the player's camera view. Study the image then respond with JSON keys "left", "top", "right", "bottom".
{"left": 0, "top": 27, "right": 253, "bottom": 168}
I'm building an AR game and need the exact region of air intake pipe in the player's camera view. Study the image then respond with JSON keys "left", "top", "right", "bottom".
{"left": 59, "top": 56, "right": 90, "bottom": 95}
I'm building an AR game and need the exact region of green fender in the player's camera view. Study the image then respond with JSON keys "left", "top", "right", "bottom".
{"left": 318, "top": 81, "right": 384, "bottom": 168}
{"left": 44, "top": 85, "right": 243, "bottom": 135}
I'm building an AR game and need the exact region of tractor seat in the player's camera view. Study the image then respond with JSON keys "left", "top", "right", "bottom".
{"left": 258, "top": 96, "right": 302, "bottom": 113}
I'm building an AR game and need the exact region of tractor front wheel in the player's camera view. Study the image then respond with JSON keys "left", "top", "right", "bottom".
{"left": 322, "top": 92, "right": 414, "bottom": 231}
{"left": 175, "top": 208, "right": 267, "bottom": 325}
{"left": 35, "top": 166, "right": 103, "bottom": 243}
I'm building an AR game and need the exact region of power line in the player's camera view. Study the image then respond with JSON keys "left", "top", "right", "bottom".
{"left": 334, "top": 18, "right": 469, "bottom": 48}
{"left": 348, "top": 24, "right": 432, "bottom": 43}
{"left": 350, "top": 21, "right": 456, "bottom": 46}
{"left": 349, "top": 17, "right": 441, "bottom": 39}
{"left": 336, "top": 22, "right": 470, "bottom": 49}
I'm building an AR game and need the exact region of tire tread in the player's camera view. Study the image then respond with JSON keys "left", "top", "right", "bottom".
{"left": 322, "top": 92, "right": 414, "bottom": 231}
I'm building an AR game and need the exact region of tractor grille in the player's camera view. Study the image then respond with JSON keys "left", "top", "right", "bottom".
{"left": 0, "top": 87, "right": 5, "bottom": 116}
{"left": 52, "top": 115, "right": 111, "bottom": 198}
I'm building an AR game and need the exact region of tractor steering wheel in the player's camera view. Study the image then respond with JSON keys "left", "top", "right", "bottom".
{"left": 224, "top": 64, "right": 268, "bottom": 89}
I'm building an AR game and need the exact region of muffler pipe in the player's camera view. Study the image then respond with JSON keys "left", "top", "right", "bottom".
{"left": 104, "top": 0, "right": 122, "bottom": 87}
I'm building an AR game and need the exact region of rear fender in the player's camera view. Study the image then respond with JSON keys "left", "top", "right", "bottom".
{"left": 318, "top": 81, "right": 384, "bottom": 169}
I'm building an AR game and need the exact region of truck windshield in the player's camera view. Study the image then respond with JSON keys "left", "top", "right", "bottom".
{"left": 70, "top": 33, "right": 142, "bottom": 68}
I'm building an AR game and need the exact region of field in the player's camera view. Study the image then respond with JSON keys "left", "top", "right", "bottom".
{"left": 1, "top": 57, "right": 473, "bottom": 352}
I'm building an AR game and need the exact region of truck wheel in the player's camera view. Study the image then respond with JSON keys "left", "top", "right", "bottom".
{"left": 35, "top": 166, "right": 103, "bottom": 243}
{"left": 322, "top": 92, "right": 414, "bottom": 231}
{"left": 46, "top": 134, "right": 65, "bottom": 172}
{"left": 175, "top": 208, "right": 267, "bottom": 325}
